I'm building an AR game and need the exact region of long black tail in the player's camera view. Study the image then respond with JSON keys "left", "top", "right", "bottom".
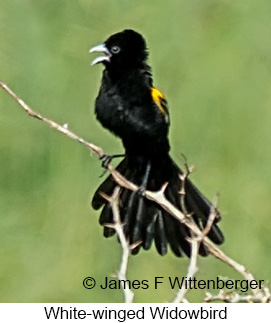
{"left": 91, "top": 154, "right": 224, "bottom": 257}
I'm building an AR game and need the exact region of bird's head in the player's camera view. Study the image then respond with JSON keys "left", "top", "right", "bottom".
{"left": 89, "top": 29, "right": 148, "bottom": 70}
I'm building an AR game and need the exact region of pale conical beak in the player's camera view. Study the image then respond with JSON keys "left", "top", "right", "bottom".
{"left": 89, "top": 43, "right": 111, "bottom": 65}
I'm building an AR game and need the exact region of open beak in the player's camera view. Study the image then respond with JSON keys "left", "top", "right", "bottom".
{"left": 89, "top": 43, "right": 111, "bottom": 65}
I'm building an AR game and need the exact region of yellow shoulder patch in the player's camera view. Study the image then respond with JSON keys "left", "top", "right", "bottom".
{"left": 151, "top": 87, "right": 168, "bottom": 116}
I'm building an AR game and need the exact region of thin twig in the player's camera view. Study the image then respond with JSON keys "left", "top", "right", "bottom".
{"left": 101, "top": 187, "right": 134, "bottom": 303}
{"left": 205, "top": 288, "right": 271, "bottom": 303}
{"left": 172, "top": 238, "right": 199, "bottom": 303}
{"left": 172, "top": 166, "right": 199, "bottom": 303}
{"left": 201, "top": 194, "right": 220, "bottom": 238}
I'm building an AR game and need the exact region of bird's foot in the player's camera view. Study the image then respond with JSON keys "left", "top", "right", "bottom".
{"left": 100, "top": 153, "right": 125, "bottom": 169}
{"left": 99, "top": 154, "right": 125, "bottom": 177}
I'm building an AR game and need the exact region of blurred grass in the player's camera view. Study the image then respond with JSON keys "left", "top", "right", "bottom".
{"left": 0, "top": 0, "right": 271, "bottom": 302}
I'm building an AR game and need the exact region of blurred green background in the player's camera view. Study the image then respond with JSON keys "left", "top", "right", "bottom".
{"left": 1, "top": 0, "right": 270, "bottom": 302}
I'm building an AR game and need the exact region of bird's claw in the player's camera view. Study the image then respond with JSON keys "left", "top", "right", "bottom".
{"left": 100, "top": 154, "right": 112, "bottom": 169}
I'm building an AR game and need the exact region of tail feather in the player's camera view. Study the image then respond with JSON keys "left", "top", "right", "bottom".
{"left": 91, "top": 155, "right": 224, "bottom": 257}
{"left": 142, "top": 219, "right": 155, "bottom": 250}
{"left": 99, "top": 204, "right": 114, "bottom": 237}
{"left": 163, "top": 215, "right": 183, "bottom": 257}
{"left": 130, "top": 196, "right": 146, "bottom": 245}
{"left": 154, "top": 210, "right": 168, "bottom": 256}
{"left": 141, "top": 201, "right": 157, "bottom": 250}
{"left": 122, "top": 191, "right": 138, "bottom": 236}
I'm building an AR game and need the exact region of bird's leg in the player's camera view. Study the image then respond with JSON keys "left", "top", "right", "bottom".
{"left": 137, "top": 161, "right": 151, "bottom": 196}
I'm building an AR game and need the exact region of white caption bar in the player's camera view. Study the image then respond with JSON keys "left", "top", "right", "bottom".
{"left": 0, "top": 303, "right": 270, "bottom": 322}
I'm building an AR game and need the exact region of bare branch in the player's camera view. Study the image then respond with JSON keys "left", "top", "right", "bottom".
{"left": 172, "top": 237, "right": 199, "bottom": 303}
{"left": 102, "top": 187, "right": 134, "bottom": 303}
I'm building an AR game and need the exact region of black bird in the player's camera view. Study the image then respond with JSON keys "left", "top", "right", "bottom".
{"left": 89, "top": 29, "right": 224, "bottom": 257}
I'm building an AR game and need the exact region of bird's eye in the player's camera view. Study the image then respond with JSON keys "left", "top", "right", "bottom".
{"left": 111, "top": 46, "right": 120, "bottom": 54}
